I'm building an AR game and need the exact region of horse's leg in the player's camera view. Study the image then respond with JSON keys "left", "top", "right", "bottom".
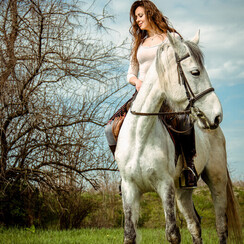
{"left": 201, "top": 166, "right": 228, "bottom": 244}
{"left": 200, "top": 129, "right": 228, "bottom": 244}
{"left": 157, "top": 179, "right": 181, "bottom": 244}
{"left": 175, "top": 189, "right": 202, "bottom": 244}
{"left": 121, "top": 179, "right": 141, "bottom": 244}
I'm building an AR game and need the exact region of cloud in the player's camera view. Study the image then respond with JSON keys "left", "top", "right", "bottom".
{"left": 207, "top": 59, "right": 244, "bottom": 85}
{"left": 150, "top": 0, "right": 244, "bottom": 86}
{"left": 110, "top": 1, "right": 131, "bottom": 12}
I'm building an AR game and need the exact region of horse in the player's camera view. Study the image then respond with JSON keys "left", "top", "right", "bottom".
{"left": 115, "top": 31, "right": 242, "bottom": 244}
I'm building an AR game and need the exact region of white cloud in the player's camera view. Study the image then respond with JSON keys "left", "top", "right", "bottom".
{"left": 207, "top": 59, "right": 244, "bottom": 83}
{"left": 237, "top": 72, "right": 244, "bottom": 79}
{"left": 110, "top": 1, "right": 131, "bottom": 12}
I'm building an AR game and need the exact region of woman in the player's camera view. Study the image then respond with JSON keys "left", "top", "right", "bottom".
{"left": 105, "top": 0, "right": 197, "bottom": 188}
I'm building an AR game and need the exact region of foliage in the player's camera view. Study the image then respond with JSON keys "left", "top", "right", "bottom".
{"left": 56, "top": 189, "right": 98, "bottom": 230}
{"left": 1, "top": 183, "right": 243, "bottom": 229}
{"left": 0, "top": 179, "right": 43, "bottom": 227}
{"left": 0, "top": 184, "right": 99, "bottom": 229}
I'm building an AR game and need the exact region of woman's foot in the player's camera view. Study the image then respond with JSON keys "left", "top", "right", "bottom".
{"left": 179, "top": 167, "right": 197, "bottom": 189}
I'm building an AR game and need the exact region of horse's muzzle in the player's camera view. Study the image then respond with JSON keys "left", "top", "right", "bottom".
{"left": 193, "top": 107, "right": 222, "bottom": 130}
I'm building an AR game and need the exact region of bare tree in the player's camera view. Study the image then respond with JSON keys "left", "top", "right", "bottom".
{"left": 0, "top": 0, "right": 128, "bottom": 195}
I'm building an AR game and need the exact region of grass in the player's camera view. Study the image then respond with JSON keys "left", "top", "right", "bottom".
{"left": 0, "top": 228, "right": 220, "bottom": 244}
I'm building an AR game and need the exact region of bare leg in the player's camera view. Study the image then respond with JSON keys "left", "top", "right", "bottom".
{"left": 121, "top": 180, "right": 141, "bottom": 244}
{"left": 176, "top": 189, "right": 202, "bottom": 244}
{"left": 157, "top": 179, "right": 181, "bottom": 244}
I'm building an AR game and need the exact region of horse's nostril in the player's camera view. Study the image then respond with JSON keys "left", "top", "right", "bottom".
{"left": 214, "top": 115, "right": 221, "bottom": 126}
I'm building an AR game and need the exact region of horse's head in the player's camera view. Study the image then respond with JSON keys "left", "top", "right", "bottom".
{"left": 156, "top": 31, "right": 223, "bottom": 129}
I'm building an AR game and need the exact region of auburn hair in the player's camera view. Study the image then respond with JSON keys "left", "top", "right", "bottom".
{"left": 129, "top": 0, "right": 181, "bottom": 64}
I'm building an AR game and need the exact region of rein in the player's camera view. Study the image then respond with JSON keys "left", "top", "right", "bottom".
{"left": 131, "top": 109, "right": 194, "bottom": 134}
{"left": 130, "top": 47, "right": 215, "bottom": 133}
{"left": 130, "top": 110, "right": 191, "bottom": 116}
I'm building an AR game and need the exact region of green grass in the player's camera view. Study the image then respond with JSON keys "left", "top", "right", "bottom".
{"left": 0, "top": 228, "right": 220, "bottom": 244}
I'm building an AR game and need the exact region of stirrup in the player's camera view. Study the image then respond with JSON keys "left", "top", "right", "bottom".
{"left": 179, "top": 167, "right": 197, "bottom": 189}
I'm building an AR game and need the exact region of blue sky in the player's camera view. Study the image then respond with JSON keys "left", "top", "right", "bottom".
{"left": 94, "top": 0, "right": 244, "bottom": 180}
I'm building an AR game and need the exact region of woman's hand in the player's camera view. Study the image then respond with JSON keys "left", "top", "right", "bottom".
{"left": 129, "top": 76, "right": 142, "bottom": 91}
{"left": 135, "top": 79, "right": 142, "bottom": 91}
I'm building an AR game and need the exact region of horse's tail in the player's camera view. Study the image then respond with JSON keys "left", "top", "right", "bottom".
{"left": 226, "top": 169, "right": 243, "bottom": 243}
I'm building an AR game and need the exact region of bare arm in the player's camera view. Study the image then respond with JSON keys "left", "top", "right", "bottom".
{"left": 127, "top": 58, "right": 142, "bottom": 91}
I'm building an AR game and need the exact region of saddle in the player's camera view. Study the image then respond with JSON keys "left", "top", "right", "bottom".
{"left": 112, "top": 115, "right": 125, "bottom": 141}
{"left": 111, "top": 100, "right": 132, "bottom": 141}
{"left": 110, "top": 92, "right": 136, "bottom": 141}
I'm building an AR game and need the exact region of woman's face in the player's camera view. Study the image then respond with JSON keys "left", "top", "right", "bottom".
{"left": 135, "top": 6, "right": 151, "bottom": 31}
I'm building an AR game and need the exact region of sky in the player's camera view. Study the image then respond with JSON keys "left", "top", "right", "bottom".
{"left": 94, "top": 0, "right": 244, "bottom": 180}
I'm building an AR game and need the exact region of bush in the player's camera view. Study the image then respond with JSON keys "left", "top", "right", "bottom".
{"left": 0, "top": 180, "right": 43, "bottom": 227}
{"left": 57, "top": 190, "right": 97, "bottom": 230}
{"left": 1, "top": 182, "right": 243, "bottom": 229}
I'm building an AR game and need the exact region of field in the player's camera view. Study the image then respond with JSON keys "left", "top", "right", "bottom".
{"left": 1, "top": 184, "right": 243, "bottom": 243}
{"left": 0, "top": 228, "right": 220, "bottom": 244}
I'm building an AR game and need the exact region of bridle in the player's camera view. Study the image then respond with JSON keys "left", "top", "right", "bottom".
{"left": 130, "top": 48, "right": 215, "bottom": 132}
{"left": 175, "top": 52, "right": 214, "bottom": 111}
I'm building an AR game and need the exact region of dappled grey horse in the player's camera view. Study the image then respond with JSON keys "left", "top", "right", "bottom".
{"left": 115, "top": 31, "right": 242, "bottom": 244}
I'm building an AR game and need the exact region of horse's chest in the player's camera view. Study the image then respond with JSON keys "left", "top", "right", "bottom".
{"left": 123, "top": 159, "right": 166, "bottom": 191}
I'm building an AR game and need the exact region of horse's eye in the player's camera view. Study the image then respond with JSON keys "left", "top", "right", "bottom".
{"left": 191, "top": 70, "right": 200, "bottom": 76}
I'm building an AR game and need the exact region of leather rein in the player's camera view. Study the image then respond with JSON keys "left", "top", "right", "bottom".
{"left": 130, "top": 51, "right": 215, "bottom": 133}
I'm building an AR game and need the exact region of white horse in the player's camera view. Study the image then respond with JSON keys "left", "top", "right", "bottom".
{"left": 115, "top": 31, "right": 242, "bottom": 244}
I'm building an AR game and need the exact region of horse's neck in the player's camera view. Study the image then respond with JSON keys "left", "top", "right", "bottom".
{"left": 130, "top": 65, "right": 164, "bottom": 143}
{"left": 132, "top": 67, "right": 163, "bottom": 114}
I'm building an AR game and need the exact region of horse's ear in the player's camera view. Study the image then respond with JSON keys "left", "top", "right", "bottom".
{"left": 191, "top": 30, "right": 200, "bottom": 44}
{"left": 167, "top": 31, "right": 183, "bottom": 53}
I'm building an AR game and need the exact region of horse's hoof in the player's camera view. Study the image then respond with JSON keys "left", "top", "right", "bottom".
{"left": 124, "top": 239, "right": 136, "bottom": 244}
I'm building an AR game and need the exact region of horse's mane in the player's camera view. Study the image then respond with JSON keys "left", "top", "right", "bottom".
{"left": 184, "top": 40, "right": 204, "bottom": 70}
{"left": 156, "top": 40, "right": 205, "bottom": 76}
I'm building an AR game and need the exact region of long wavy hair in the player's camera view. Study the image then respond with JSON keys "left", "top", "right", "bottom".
{"left": 130, "top": 0, "right": 181, "bottom": 64}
